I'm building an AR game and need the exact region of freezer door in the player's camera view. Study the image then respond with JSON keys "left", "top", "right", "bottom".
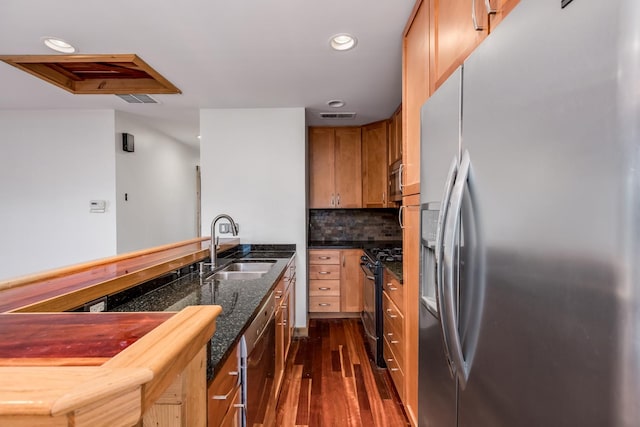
{"left": 458, "top": 0, "right": 636, "bottom": 425}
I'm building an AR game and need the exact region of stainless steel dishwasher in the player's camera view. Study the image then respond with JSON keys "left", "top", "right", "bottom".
{"left": 243, "top": 291, "right": 276, "bottom": 426}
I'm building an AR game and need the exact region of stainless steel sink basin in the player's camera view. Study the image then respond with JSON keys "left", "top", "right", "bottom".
{"left": 222, "top": 262, "right": 275, "bottom": 272}
{"left": 211, "top": 271, "right": 267, "bottom": 280}
{"left": 207, "top": 260, "right": 276, "bottom": 280}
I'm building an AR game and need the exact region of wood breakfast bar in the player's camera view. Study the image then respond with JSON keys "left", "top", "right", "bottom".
{"left": 0, "top": 237, "right": 236, "bottom": 427}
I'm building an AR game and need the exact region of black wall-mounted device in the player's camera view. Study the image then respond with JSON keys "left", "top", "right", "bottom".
{"left": 122, "top": 133, "right": 135, "bottom": 152}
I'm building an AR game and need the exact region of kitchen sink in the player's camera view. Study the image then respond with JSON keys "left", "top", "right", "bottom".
{"left": 207, "top": 260, "right": 276, "bottom": 281}
{"left": 211, "top": 271, "right": 267, "bottom": 280}
{"left": 222, "top": 262, "right": 275, "bottom": 272}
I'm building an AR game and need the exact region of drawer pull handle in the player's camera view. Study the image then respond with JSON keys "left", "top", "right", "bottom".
{"left": 318, "top": 256, "right": 331, "bottom": 260}
{"left": 387, "top": 332, "right": 394, "bottom": 337}
{"left": 387, "top": 284, "right": 398, "bottom": 291}
{"left": 318, "top": 271, "right": 331, "bottom": 274}
{"left": 391, "top": 340, "right": 400, "bottom": 344}
{"left": 229, "top": 371, "right": 239, "bottom": 376}
{"left": 319, "top": 303, "right": 331, "bottom": 306}
{"left": 386, "top": 309, "right": 398, "bottom": 318}
{"left": 213, "top": 386, "right": 236, "bottom": 400}
{"left": 275, "top": 295, "right": 282, "bottom": 299}
{"left": 390, "top": 367, "right": 400, "bottom": 372}
{"left": 319, "top": 287, "right": 330, "bottom": 290}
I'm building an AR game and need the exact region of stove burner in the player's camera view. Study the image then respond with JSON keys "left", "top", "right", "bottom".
{"left": 370, "top": 247, "right": 403, "bottom": 262}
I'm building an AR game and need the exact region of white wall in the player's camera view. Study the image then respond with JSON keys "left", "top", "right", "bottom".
{"left": 0, "top": 110, "right": 117, "bottom": 280}
{"left": 200, "top": 108, "right": 308, "bottom": 328}
{"left": 115, "top": 112, "right": 199, "bottom": 253}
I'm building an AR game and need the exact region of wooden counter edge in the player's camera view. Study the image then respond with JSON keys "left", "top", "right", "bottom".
{"left": 104, "top": 305, "right": 222, "bottom": 410}
{"left": 4, "top": 238, "right": 239, "bottom": 313}
{"left": 0, "top": 237, "right": 210, "bottom": 292}
{"left": 0, "top": 366, "right": 152, "bottom": 416}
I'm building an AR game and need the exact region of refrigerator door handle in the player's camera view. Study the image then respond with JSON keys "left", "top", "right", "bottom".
{"left": 435, "top": 156, "right": 459, "bottom": 377}
{"left": 442, "top": 151, "right": 472, "bottom": 388}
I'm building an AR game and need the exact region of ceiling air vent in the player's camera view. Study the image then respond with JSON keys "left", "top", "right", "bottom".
{"left": 116, "top": 94, "right": 158, "bottom": 104}
{"left": 319, "top": 112, "right": 357, "bottom": 119}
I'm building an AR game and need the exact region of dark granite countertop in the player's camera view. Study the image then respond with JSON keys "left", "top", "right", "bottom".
{"left": 110, "top": 244, "right": 295, "bottom": 382}
{"left": 383, "top": 261, "right": 403, "bottom": 283}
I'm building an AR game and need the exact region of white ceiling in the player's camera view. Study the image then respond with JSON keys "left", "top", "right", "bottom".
{"left": 0, "top": 1, "right": 414, "bottom": 147}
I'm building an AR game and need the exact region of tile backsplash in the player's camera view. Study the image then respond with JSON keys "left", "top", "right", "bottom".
{"left": 309, "top": 209, "right": 402, "bottom": 242}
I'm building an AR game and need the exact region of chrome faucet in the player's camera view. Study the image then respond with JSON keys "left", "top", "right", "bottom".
{"left": 210, "top": 214, "right": 239, "bottom": 269}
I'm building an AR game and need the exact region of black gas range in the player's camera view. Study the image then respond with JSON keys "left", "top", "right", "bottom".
{"left": 360, "top": 245, "right": 403, "bottom": 368}
{"left": 365, "top": 246, "right": 403, "bottom": 263}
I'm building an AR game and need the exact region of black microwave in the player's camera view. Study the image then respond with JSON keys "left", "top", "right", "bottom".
{"left": 389, "top": 159, "right": 403, "bottom": 202}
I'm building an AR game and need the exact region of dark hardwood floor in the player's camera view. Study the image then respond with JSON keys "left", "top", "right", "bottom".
{"left": 276, "top": 319, "right": 409, "bottom": 427}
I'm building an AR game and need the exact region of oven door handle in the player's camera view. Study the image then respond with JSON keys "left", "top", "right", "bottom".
{"left": 361, "top": 315, "right": 378, "bottom": 341}
{"left": 359, "top": 263, "right": 375, "bottom": 281}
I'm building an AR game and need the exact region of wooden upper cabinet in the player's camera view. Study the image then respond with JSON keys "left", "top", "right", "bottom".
{"left": 389, "top": 105, "right": 403, "bottom": 165}
{"left": 309, "top": 128, "right": 336, "bottom": 208}
{"left": 430, "top": 0, "right": 488, "bottom": 92}
{"left": 430, "top": 0, "right": 520, "bottom": 92}
{"left": 334, "top": 128, "right": 363, "bottom": 208}
{"left": 403, "top": 0, "right": 430, "bottom": 197}
{"left": 309, "top": 127, "right": 362, "bottom": 209}
{"left": 362, "top": 120, "right": 389, "bottom": 208}
{"left": 489, "top": 0, "right": 520, "bottom": 30}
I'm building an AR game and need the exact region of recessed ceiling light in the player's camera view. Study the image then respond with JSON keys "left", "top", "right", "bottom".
{"left": 327, "top": 100, "right": 345, "bottom": 108}
{"left": 42, "top": 37, "right": 76, "bottom": 53}
{"left": 330, "top": 33, "right": 357, "bottom": 51}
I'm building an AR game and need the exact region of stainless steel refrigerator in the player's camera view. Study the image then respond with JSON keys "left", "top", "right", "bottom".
{"left": 418, "top": 0, "right": 640, "bottom": 426}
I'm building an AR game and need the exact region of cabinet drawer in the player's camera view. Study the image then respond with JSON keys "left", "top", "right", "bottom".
{"left": 309, "top": 280, "right": 340, "bottom": 297}
{"left": 309, "top": 250, "right": 341, "bottom": 264}
{"left": 309, "top": 264, "right": 340, "bottom": 280}
{"left": 383, "top": 336, "right": 405, "bottom": 401}
{"left": 207, "top": 349, "right": 241, "bottom": 427}
{"left": 383, "top": 317, "right": 405, "bottom": 370}
{"left": 382, "top": 291, "right": 404, "bottom": 341}
{"left": 383, "top": 271, "right": 404, "bottom": 312}
{"left": 309, "top": 296, "right": 341, "bottom": 312}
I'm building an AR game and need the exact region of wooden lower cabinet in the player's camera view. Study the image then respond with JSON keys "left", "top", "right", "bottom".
{"left": 402, "top": 195, "right": 420, "bottom": 426}
{"left": 340, "top": 249, "right": 364, "bottom": 312}
{"left": 382, "top": 270, "right": 405, "bottom": 403}
{"left": 308, "top": 249, "right": 363, "bottom": 315}
{"left": 207, "top": 343, "right": 242, "bottom": 427}
{"left": 276, "top": 256, "right": 295, "bottom": 400}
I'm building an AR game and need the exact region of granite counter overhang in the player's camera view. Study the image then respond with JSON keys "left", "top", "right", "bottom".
{"left": 110, "top": 244, "right": 295, "bottom": 382}
{"left": 307, "top": 240, "right": 403, "bottom": 283}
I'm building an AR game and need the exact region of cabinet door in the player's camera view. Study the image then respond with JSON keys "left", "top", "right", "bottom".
{"left": 430, "top": 0, "right": 488, "bottom": 92}
{"left": 402, "top": 195, "right": 420, "bottom": 426}
{"left": 309, "top": 127, "right": 336, "bottom": 208}
{"left": 488, "top": 0, "right": 520, "bottom": 30}
{"left": 334, "top": 128, "right": 362, "bottom": 208}
{"left": 362, "top": 121, "right": 389, "bottom": 208}
{"left": 208, "top": 343, "right": 241, "bottom": 427}
{"left": 393, "top": 106, "right": 403, "bottom": 164}
{"left": 388, "top": 106, "right": 403, "bottom": 167}
{"left": 340, "top": 249, "right": 364, "bottom": 313}
{"left": 275, "top": 304, "right": 285, "bottom": 399}
{"left": 403, "top": 0, "right": 430, "bottom": 197}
